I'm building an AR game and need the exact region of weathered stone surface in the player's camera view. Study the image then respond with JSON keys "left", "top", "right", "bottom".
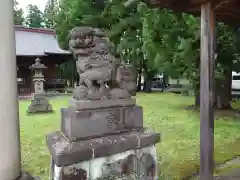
{"left": 33, "top": 80, "right": 44, "bottom": 93}
{"left": 50, "top": 146, "right": 158, "bottom": 180}
{"left": 46, "top": 26, "right": 161, "bottom": 180}
{"left": 61, "top": 168, "right": 88, "bottom": 180}
{"left": 28, "top": 104, "right": 52, "bottom": 113}
{"left": 124, "top": 106, "right": 143, "bottom": 129}
{"left": 27, "top": 58, "right": 53, "bottom": 114}
{"left": 30, "top": 58, "right": 47, "bottom": 70}
{"left": 32, "top": 91, "right": 46, "bottom": 99}
{"left": 61, "top": 107, "right": 128, "bottom": 141}
{"left": 16, "top": 172, "right": 35, "bottom": 180}
{"left": 30, "top": 99, "right": 49, "bottom": 106}
{"left": 46, "top": 131, "right": 160, "bottom": 167}
{"left": 27, "top": 93, "right": 53, "bottom": 114}
{"left": 69, "top": 98, "right": 136, "bottom": 110}
{"left": 61, "top": 103, "right": 143, "bottom": 141}
{"left": 69, "top": 27, "right": 137, "bottom": 101}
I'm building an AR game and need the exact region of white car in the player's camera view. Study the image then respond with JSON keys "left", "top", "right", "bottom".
{"left": 232, "top": 71, "right": 240, "bottom": 96}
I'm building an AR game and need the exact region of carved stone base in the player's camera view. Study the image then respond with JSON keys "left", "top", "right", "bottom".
{"left": 27, "top": 93, "right": 53, "bottom": 114}
{"left": 61, "top": 104, "right": 143, "bottom": 141}
{"left": 50, "top": 145, "right": 158, "bottom": 180}
{"left": 16, "top": 172, "right": 35, "bottom": 180}
{"left": 47, "top": 131, "right": 160, "bottom": 166}
{"left": 27, "top": 103, "right": 53, "bottom": 114}
{"left": 69, "top": 98, "right": 136, "bottom": 110}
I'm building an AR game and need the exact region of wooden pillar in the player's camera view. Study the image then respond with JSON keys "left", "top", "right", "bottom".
{"left": 200, "top": 2, "right": 216, "bottom": 180}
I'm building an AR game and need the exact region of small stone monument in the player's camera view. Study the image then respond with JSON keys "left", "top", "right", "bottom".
{"left": 46, "top": 27, "right": 160, "bottom": 180}
{"left": 27, "top": 58, "right": 53, "bottom": 114}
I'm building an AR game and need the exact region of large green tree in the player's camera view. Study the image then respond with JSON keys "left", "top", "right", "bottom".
{"left": 25, "top": 4, "right": 44, "bottom": 28}
{"left": 14, "top": 0, "right": 24, "bottom": 25}
{"left": 54, "top": 0, "right": 240, "bottom": 108}
{"left": 102, "top": 0, "right": 161, "bottom": 91}
{"left": 138, "top": 3, "right": 240, "bottom": 108}
{"left": 54, "top": 0, "right": 107, "bottom": 84}
{"left": 55, "top": 0, "right": 106, "bottom": 49}
{"left": 44, "top": 0, "right": 59, "bottom": 28}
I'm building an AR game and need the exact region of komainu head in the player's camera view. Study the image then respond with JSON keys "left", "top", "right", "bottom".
{"left": 69, "top": 27, "right": 95, "bottom": 49}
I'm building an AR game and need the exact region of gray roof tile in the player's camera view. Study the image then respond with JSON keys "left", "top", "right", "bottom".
{"left": 15, "top": 26, "right": 70, "bottom": 56}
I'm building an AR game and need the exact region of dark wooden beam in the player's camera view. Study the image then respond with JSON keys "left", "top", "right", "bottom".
{"left": 200, "top": 2, "right": 215, "bottom": 180}
{"left": 213, "top": 0, "right": 237, "bottom": 10}
{"left": 216, "top": 12, "right": 240, "bottom": 19}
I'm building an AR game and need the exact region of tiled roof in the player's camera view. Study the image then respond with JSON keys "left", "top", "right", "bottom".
{"left": 15, "top": 25, "right": 71, "bottom": 56}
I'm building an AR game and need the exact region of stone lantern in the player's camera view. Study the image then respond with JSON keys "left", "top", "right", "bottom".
{"left": 30, "top": 58, "right": 46, "bottom": 93}
{"left": 27, "top": 58, "right": 53, "bottom": 114}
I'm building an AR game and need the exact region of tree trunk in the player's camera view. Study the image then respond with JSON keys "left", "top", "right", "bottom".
{"left": 195, "top": 56, "right": 201, "bottom": 107}
{"left": 143, "top": 79, "right": 152, "bottom": 92}
{"left": 194, "top": 69, "right": 232, "bottom": 109}
{"left": 143, "top": 74, "right": 152, "bottom": 93}
{"left": 195, "top": 89, "right": 200, "bottom": 107}
{"left": 163, "top": 75, "right": 168, "bottom": 88}
{"left": 142, "top": 61, "right": 152, "bottom": 93}
{"left": 215, "top": 69, "right": 232, "bottom": 109}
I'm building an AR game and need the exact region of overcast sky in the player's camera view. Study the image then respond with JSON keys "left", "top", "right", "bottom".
{"left": 18, "top": 0, "right": 48, "bottom": 12}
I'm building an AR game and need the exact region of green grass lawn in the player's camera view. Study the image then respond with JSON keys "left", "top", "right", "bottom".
{"left": 19, "top": 93, "right": 240, "bottom": 180}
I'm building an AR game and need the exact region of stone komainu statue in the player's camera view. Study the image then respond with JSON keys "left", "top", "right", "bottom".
{"left": 69, "top": 27, "right": 137, "bottom": 101}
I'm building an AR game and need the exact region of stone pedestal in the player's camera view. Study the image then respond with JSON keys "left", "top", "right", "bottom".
{"left": 16, "top": 172, "right": 35, "bottom": 180}
{"left": 27, "top": 58, "right": 53, "bottom": 114}
{"left": 47, "top": 26, "right": 160, "bottom": 180}
{"left": 47, "top": 99, "right": 160, "bottom": 180}
{"left": 28, "top": 92, "right": 53, "bottom": 114}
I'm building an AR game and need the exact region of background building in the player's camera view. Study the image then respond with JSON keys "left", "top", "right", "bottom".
{"left": 15, "top": 25, "right": 71, "bottom": 95}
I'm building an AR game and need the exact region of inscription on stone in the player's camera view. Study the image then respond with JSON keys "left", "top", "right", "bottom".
{"left": 106, "top": 112, "right": 116, "bottom": 128}
{"left": 62, "top": 107, "right": 124, "bottom": 141}
{"left": 106, "top": 110, "right": 121, "bottom": 129}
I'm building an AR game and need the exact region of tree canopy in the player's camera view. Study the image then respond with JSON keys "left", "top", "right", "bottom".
{"left": 14, "top": 0, "right": 24, "bottom": 25}
{"left": 52, "top": 0, "right": 240, "bottom": 107}
{"left": 25, "top": 4, "right": 44, "bottom": 28}
{"left": 44, "top": 0, "right": 59, "bottom": 28}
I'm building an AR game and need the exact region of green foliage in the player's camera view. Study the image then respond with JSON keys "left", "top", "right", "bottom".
{"left": 102, "top": 1, "right": 161, "bottom": 80}
{"left": 44, "top": 0, "right": 59, "bottom": 28}
{"left": 138, "top": 5, "right": 201, "bottom": 83}
{"left": 139, "top": 5, "right": 240, "bottom": 91}
{"left": 14, "top": 0, "right": 24, "bottom": 25}
{"left": 55, "top": 0, "right": 106, "bottom": 49}
{"left": 25, "top": 4, "right": 44, "bottom": 28}
{"left": 54, "top": 0, "right": 240, "bottom": 93}
{"left": 56, "top": 59, "right": 75, "bottom": 81}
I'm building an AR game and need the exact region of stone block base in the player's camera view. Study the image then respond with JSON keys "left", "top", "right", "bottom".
{"left": 47, "top": 131, "right": 160, "bottom": 166}
{"left": 28, "top": 104, "right": 53, "bottom": 114}
{"left": 51, "top": 145, "right": 158, "bottom": 180}
{"left": 27, "top": 94, "right": 53, "bottom": 114}
{"left": 47, "top": 97, "right": 160, "bottom": 180}
{"left": 61, "top": 104, "right": 143, "bottom": 142}
{"left": 16, "top": 172, "right": 35, "bottom": 180}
